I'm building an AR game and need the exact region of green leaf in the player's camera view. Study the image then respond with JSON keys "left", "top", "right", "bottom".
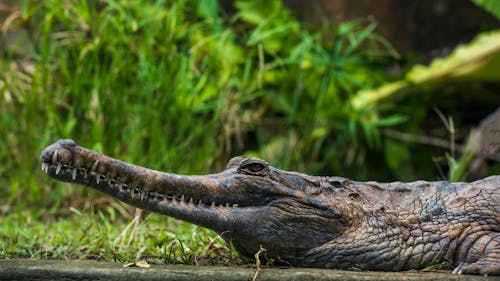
{"left": 351, "top": 30, "right": 500, "bottom": 109}
{"left": 448, "top": 146, "right": 475, "bottom": 182}
{"left": 407, "top": 30, "right": 500, "bottom": 83}
{"left": 472, "top": 0, "right": 500, "bottom": 19}
{"left": 247, "top": 22, "right": 299, "bottom": 46}
{"left": 374, "top": 114, "right": 408, "bottom": 127}
{"left": 344, "top": 22, "right": 376, "bottom": 56}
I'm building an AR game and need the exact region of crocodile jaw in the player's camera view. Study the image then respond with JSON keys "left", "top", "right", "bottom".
{"left": 39, "top": 139, "right": 261, "bottom": 232}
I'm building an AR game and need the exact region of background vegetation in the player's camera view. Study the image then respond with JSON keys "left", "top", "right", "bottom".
{"left": 0, "top": 0, "right": 498, "bottom": 264}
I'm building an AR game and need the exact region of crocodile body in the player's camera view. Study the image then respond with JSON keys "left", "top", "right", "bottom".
{"left": 41, "top": 139, "right": 500, "bottom": 275}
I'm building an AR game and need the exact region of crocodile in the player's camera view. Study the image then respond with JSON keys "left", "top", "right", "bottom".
{"left": 40, "top": 139, "right": 500, "bottom": 275}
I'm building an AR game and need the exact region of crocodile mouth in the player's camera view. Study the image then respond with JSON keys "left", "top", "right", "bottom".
{"left": 40, "top": 146, "right": 242, "bottom": 209}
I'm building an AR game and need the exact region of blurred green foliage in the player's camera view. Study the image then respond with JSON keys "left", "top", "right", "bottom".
{"left": 1, "top": 0, "right": 401, "bottom": 209}
{"left": 352, "top": 30, "right": 500, "bottom": 110}
{"left": 0, "top": 0, "right": 498, "bottom": 262}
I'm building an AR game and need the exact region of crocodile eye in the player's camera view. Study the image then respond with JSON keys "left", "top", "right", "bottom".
{"left": 245, "top": 163, "right": 265, "bottom": 173}
{"left": 238, "top": 160, "right": 269, "bottom": 176}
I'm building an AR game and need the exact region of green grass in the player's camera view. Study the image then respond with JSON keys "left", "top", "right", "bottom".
{"left": 0, "top": 191, "right": 237, "bottom": 265}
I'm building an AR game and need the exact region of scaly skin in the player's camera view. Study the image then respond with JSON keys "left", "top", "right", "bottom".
{"left": 40, "top": 139, "right": 500, "bottom": 275}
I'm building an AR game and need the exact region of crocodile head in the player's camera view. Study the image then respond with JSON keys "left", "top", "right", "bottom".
{"left": 40, "top": 139, "right": 351, "bottom": 262}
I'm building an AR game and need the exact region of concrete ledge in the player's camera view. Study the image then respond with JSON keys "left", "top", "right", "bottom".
{"left": 0, "top": 260, "right": 497, "bottom": 281}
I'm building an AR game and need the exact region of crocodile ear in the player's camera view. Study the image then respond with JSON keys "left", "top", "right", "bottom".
{"left": 348, "top": 192, "right": 362, "bottom": 201}
{"left": 237, "top": 158, "right": 270, "bottom": 176}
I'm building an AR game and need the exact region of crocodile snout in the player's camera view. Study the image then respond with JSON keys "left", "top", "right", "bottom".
{"left": 40, "top": 139, "right": 77, "bottom": 163}
{"left": 40, "top": 139, "right": 79, "bottom": 176}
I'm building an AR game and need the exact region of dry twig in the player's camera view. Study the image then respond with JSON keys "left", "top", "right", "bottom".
{"left": 252, "top": 245, "right": 267, "bottom": 281}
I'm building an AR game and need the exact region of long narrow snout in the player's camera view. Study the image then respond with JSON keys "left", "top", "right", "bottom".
{"left": 40, "top": 139, "right": 249, "bottom": 231}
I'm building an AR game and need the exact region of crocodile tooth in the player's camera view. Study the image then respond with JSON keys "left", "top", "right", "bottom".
{"left": 56, "top": 163, "right": 62, "bottom": 175}
{"left": 91, "top": 160, "right": 99, "bottom": 173}
{"left": 211, "top": 201, "right": 216, "bottom": 207}
{"left": 225, "top": 203, "right": 229, "bottom": 207}
{"left": 52, "top": 150, "right": 58, "bottom": 164}
{"left": 42, "top": 163, "right": 49, "bottom": 173}
{"left": 72, "top": 168, "right": 77, "bottom": 180}
{"left": 140, "top": 191, "right": 145, "bottom": 201}
{"left": 232, "top": 204, "right": 238, "bottom": 207}
{"left": 180, "top": 194, "right": 185, "bottom": 202}
{"left": 189, "top": 198, "right": 194, "bottom": 204}
{"left": 198, "top": 200, "right": 203, "bottom": 206}
{"left": 172, "top": 195, "right": 176, "bottom": 201}
{"left": 96, "top": 174, "right": 100, "bottom": 184}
